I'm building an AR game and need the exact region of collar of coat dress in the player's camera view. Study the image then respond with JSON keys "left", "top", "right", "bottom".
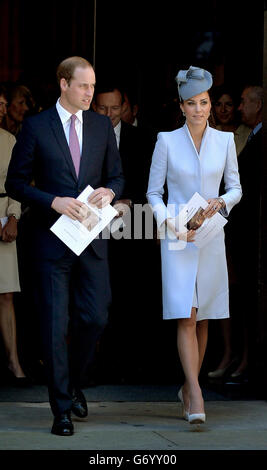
{"left": 183, "top": 121, "right": 210, "bottom": 157}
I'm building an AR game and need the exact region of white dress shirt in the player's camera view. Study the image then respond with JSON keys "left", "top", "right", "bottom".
{"left": 252, "top": 122, "right": 262, "bottom": 136}
{"left": 113, "top": 120, "right": 121, "bottom": 149}
{"left": 56, "top": 99, "right": 83, "bottom": 153}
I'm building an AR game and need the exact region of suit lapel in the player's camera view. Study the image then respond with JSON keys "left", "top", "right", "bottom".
{"left": 79, "top": 110, "right": 90, "bottom": 183}
{"left": 119, "top": 121, "right": 128, "bottom": 155}
{"left": 49, "top": 106, "right": 77, "bottom": 182}
{"left": 78, "top": 111, "right": 99, "bottom": 185}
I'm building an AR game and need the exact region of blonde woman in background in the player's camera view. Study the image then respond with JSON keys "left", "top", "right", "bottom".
{"left": 0, "top": 85, "right": 30, "bottom": 386}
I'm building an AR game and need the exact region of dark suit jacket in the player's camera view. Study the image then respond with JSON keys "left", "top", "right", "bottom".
{"left": 5, "top": 106, "right": 124, "bottom": 260}
{"left": 226, "top": 127, "right": 262, "bottom": 282}
{"left": 119, "top": 121, "right": 156, "bottom": 205}
{"left": 229, "top": 127, "right": 262, "bottom": 225}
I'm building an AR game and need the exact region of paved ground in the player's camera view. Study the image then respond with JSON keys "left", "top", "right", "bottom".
{"left": 1, "top": 397, "right": 267, "bottom": 452}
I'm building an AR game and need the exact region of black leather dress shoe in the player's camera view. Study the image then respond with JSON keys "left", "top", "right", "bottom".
{"left": 51, "top": 412, "right": 74, "bottom": 436}
{"left": 71, "top": 389, "right": 88, "bottom": 419}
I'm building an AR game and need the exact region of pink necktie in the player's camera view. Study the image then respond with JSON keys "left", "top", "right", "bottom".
{"left": 69, "top": 114, "right": 80, "bottom": 177}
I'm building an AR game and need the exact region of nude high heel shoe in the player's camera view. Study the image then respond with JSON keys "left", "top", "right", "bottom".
{"left": 178, "top": 388, "right": 189, "bottom": 421}
{"left": 188, "top": 393, "right": 206, "bottom": 424}
{"left": 188, "top": 412, "right": 206, "bottom": 424}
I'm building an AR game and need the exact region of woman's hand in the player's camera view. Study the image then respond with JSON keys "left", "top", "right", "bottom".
{"left": 1, "top": 216, "right": 18, "bottom": 243}
{"left": 177, "top": 229, "right": 196, "bottom": 242}
{"left": 203, "top": 198, "right": 225, "bottom": 218}
{"left": 165, "top": 218, "right": 195, "bottom": 242}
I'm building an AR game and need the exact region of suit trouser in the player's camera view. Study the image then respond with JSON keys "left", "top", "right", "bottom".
{"left": 33, "top": 246, "right": 111, "bottom": 416}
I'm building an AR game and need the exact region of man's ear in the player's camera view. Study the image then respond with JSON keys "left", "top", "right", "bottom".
{"left": 60, "top": 78, "right": 68, "bottom": 93}
{"left": 255, "top": 99, "right": 262, "bottom": 114}
{"left": 132, "top": 104, "right": 139, "bottom": 118}
{"left": 121, "top": 101, "right": 128, "bottom": 114}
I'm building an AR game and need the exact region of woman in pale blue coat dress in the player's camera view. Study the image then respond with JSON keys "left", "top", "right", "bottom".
{"left": 146, "top": 66, "right": 242, "bottom": 424}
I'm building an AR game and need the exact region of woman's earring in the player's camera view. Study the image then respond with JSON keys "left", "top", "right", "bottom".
{"left": 182, "top": 111, "right": 185, "bottom": 117}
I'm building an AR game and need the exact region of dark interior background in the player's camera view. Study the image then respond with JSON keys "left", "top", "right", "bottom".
{"left": 0, "top": 1, "right": 264, "bottom": 124}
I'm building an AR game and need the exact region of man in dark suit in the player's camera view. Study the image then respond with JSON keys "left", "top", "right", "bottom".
{"left": 92, "top": 85, "right": 157, "bottom": 382}
{"left": 92, "top": 84, "right": 155, "bottom": 209}
{"left": 226, "top": 85, "right": 263, "bottom": 382}
{"left": 5, "top": 57, "right": 124, "bottom": 435}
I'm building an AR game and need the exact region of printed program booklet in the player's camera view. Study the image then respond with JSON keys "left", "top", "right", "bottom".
{"left": 50, "top": 185, "right": 118, "bottom": 256}
{"left": 175, "top": 192, "right": 227, "bottom": 248}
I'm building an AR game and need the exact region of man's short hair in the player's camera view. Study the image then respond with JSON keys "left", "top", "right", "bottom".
{"left": 94, "top": 84, "right": 125, "bottom": 104}
{"left": 56, "top": 56, "right": 93, "bottom": 85}
{"left": 0, "top": 84, "right": 7, "bottom": 99}
{"left": 246, "top": 86, "right": 264, "bottom": 106}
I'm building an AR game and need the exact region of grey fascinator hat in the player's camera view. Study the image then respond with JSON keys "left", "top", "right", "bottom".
{"left": 176, "top": 66, "right": 213, "bottom": 101}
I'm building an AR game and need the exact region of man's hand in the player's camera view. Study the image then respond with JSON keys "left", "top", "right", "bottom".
{"left": 51, "top": 196, "right": 84, "bottom": 220}
{"left": 87, "top": 187, "right": 114, "bottom": 209}
{"left": 1, "top": 216, "right": 18, "bottom": 243}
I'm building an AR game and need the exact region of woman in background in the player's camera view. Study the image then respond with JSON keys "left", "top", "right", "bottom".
{"left": 0, "top": 85, "right": 29, "bottom": 385}
{"left": 1, "top": 83, "right": 34, "bottom": 136}
{"left": 208, "top": 85, "right": 251, "bottom": 380}
{"left": 211, "top": 85, "right": 251, "bottom": 156}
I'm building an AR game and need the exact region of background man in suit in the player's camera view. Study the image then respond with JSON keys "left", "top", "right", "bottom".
{"left": 5, "top": 57, "right": 124, "bottom": 436}
{"left": 92, "top": 84, "right": 155, "bottom": 212}
{"left": 226, "top": 85, "right": 263, "bottom": 383}
{"left": 121, "top": 87, "right": 139, "bottom": 127}
{"left": 92, "top": 85, "right": 158, "bottom": 383}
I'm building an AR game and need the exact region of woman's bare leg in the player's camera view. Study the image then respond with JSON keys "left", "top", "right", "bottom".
{"left": 0, "top": 293, "right": 26, "bottom": 377}
{"left": 196, "top": 319, "right": 209, "bottom": 371}
{"left": 177, "top": 308, "right": 205, "bottom": 414}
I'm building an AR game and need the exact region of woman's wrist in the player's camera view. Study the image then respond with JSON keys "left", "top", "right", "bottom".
{"left": 216, "top": 197, "right": 225, "bottom": 208}
{"left": 8, "top": 214, "right": 18, "bottom": 222}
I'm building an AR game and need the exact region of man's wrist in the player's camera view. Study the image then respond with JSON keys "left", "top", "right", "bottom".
{"left": 108, "top": 188, "right": 115, "bottom": 197}
{"left": 51, "top": 196, "right": 59, "bottom": 209}
{"left": 108, "top": 188, "right": 115, "bottom": 201}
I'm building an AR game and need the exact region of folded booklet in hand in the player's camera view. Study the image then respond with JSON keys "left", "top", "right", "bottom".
{"left": 175, "top": 192, "right": 227, "bottom": 248}
{"left": 50, "top": 185, "right": 118, "bottom": 256}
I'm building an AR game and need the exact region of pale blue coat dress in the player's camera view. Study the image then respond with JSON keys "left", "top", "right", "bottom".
{"left": 146, "top": 123, "right": 242, "bottom": 321}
